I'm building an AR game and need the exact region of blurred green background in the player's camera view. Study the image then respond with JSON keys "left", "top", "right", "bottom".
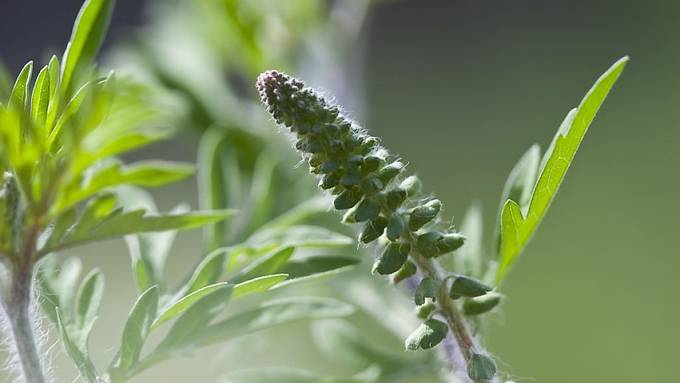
{"left": 2, "top": 0, "right": 679, "bottom": 382}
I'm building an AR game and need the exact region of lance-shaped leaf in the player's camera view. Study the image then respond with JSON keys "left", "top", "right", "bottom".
{"left": 57, "top": 311, "right": 99, "bottom": 383}
{"left": 61, "top": 0, "right": 114, "bottom": 96}
{"left": 152, "top": 282, "right": 232, "bottom": 329}
{"left": 112, "top": 286, "right": 159, "bottom": 373}
{"left": 232, "top": 274, "right": 288, "bottom": 299}
{"left": 496, "top": 57, "right": 628, "bottom": 284}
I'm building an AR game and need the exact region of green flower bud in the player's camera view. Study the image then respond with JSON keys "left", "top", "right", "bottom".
{"left": 340, "top": 171, "right": 361, "bottom": 187}
{"left": 415, "top": 300, "right": 436, "bottom": 319}
{"left": 361, "top": 177, "right": 384, "bottom": 194}
{"left": 355, "top": 198, "right": 381, "bottom": 222}
{"left": 362, "top": 154, "right": 384, "bottom": 174}
{"left": 386, "top": 214, "right": 405, "bottom": 241}
{"left": 436, "top": 232, "right": 466, "bottom": 254}
{"left": 415, "top": 277, "right": 441, "bottom": 305}
{"left": 463, "top": 292, "right": 502, "bottom": 316}
{"left": 360, "top": 216, "right": 388, "bottom": 243}
{"left": 467, "top": 353, "right": 497, "bottom": 381}
{"left": 405, "top": 319, "right": 448, "bottom": 351}
{"left": 320, "top": 160, "right": 341, "bottom": 173}
{"left": 320, "top": 172, "right": 340, "bottom": 189}
{"left": 393, "top": 261, "right": 417, "bottom": 284}
{"left": 399, "top": 175, "right": 422, "bottom": 197}
{"left": 373, "top": 242, "right": 410, "bottom": 275}
{"left": 385, "top": 188, "right": 407, "bottom": 211}
{"left": 416, "top": 231, "right": 444, "bottom": 258}
{"left": 378, "top": 161, "right": 404, "bottom": 184}
{"left": 334, "top": 187, "right": 363, "bottom": 210}
{"left": 409, "top": 199, "right": 442, "bottom": 231}
{"left": 449, "top": 276, "right": 493, "bottom": 299}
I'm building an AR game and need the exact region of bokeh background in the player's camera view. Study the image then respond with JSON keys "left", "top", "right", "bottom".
{"left": 1, "top": 0, "right": 679, "bottom": 382}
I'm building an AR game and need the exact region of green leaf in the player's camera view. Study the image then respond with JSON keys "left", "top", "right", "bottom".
{"left": 232, "top": 274, "right": 288, "bottom": 299}
{"left": 37, "top": 256, "right": 82, "bottom": 324}
{"left": 273, "top": 255, "right": 359, "bottom": 288}
{"left": 496, "top": 57, "right": 628, "bottom": 284}
{"left": 247, "top": 225, "right": 353, "bottom": 249}
{"left": 114, "top": 286, "right": 159, "bottom": 372}
{"left": 9, "top": 61, "right": 33, "bottom": 110}
{"left": 246, "top": 153, "right": 277, "bottom": 232}
{"left": 151, "top": 284, "right": 233, "bottom": 358}
{"left": 222, "top": 368, "right": 364, "bottom": 383}
{"left": 183, "top": 248, "right": 229, "bottom": 294}
{"left": 31, "top": 65, "right": 51, "bottom": 128}
{"left": 193, "top": 297, "right": 354, "bottom": 348}
{"left": 75, "top": 269, "right": 105, "bottom": 334}
{"left": 198, "top": 129, "right": 239, "bottom": 249}
{"left": 47, "top": 208, "right": 235, "bottom": 253}
{"left": 45, "top": 55, "right": 60, "bottom": 129}
{"left": 56, "top": 160, "right": 194, "bottom": 213}
{"left": 153, "top": 282, "right": 232, "bottom": 329}
{"left": 230, "top": 246, "right": 295, "bottom": 284}
{"left": 57, "top": 311, "right": 99, "bottom": 383}
{"left": 61, "top": 0, "right": 114, "bottom": 96}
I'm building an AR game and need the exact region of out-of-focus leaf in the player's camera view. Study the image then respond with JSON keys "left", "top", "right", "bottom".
{"left": 193, "top": 297, "right": 355, "bottom": 348}
{"left": 152, "top": 282, "right": 231, "bottom": 329}
{"left": 247, "top": 225, "right": 353, "bottom": 250}
{"left": 151, "top": 284, "right": 233, "bottom": 358}
{"left": 272, "top": 255, "right": 359, "bottom": 289}
{"left": 261, "top": 196, "right": 331, "bottom": 229}
{"left": 230, "top": 246, "right": 294, "bottom": 284}
{"left": 184, "top": 248, "right": 229, "bottom": 293}
{"left": 450, "top": 203, "right": 484, "bottom": 278}
{"left": 198, "top": 129, "right": 240, "bottom": 249}
{"left": 74, "top": 269, "right": 105, "bottom": 337}
{"left": 222, "top": 368, "right": 364, "bottom": 383}
{"left": 57, "top": 311, "right": 99, "bottom": 383}
{"left": 37, "top": 256, "right": 82, "bottom": 324}
{"left": 232, "top": 274, "right": 288, "bottom": 299}
{"left": 246, "top": 153, "right": 277, "bottom": 232}
{"left": 496, "top": 57, "right": 628, "bottom": 284}
{"left": 9, "top": 61, "right": 33, "bottom": 110}
{"left": 56, "top": 160, "right": 194, "bottom": 213}
{"left": 46, "top": 207, "right": 235, "bottom": 253}
{"left": 113, "top": 286, "right": 158, "bottom": 372}
{"left": 61, "top": 0, "right": 114, "bottom": 96}
{"left": 31, "top": 66, "right": 51, "bottom": 128}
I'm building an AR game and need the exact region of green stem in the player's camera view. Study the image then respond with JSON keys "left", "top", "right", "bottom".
{"left": 2, "top": 225, "right": 47, "bottom": 383}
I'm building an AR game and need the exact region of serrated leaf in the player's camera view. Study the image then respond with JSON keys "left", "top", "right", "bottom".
{"left": 46, "top": 208, "right": 235, "bottom": 253}
{"left": 114, "top": 286, "right": 158, "bottom": 372}
{"left": 232, "top": 274, "right": 288, "bottom": 299}
{"left": 496, "top": 57, "right": 628, "bottom": 284}
{"left": 57, "top": 311, "right": 99, "bottom": 383}
{"left": 60, "top": 0, "right": 114, "bottom": 96}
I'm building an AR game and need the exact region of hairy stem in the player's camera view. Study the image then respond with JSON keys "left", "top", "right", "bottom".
{"left": 3, "top": 225, "right": 46, "bottom": 383}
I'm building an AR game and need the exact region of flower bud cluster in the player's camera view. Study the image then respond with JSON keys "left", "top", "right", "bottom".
{"left": 257, "top": 71, "right": 498, "bottom": 381}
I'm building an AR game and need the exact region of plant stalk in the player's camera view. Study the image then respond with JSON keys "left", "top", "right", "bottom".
{"left": 2, "top": 225, "right": 47, "bottom": 383}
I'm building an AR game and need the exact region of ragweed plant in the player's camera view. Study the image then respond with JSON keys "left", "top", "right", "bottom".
{"left": 257, "top": 57, "right": 627, "bottom": 382}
